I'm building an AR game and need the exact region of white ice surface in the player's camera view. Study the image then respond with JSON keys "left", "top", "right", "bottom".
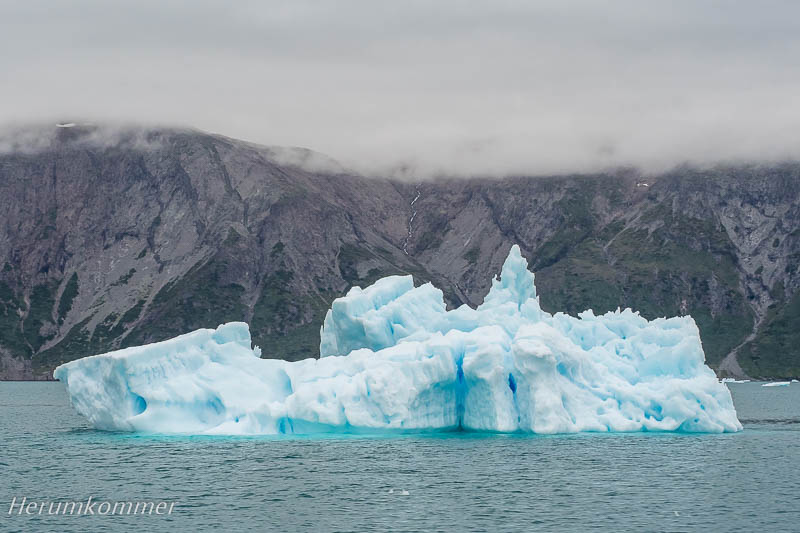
{"left": 55, "top": 245, "right": 742, "bottom": 434}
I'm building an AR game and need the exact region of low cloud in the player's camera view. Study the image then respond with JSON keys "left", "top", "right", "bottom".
{"left": 0, "top": 122, "right": 170, "bottom": 155}
{"left": 2, "top": 1, "right": 800, "bottom": 177}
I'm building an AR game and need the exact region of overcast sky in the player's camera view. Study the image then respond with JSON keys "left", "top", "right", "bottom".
{"left": 2, "top": 0, "right": 800, "bottom": 177}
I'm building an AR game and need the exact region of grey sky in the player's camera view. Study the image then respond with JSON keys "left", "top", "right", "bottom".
{"left": 2, "top": 0, "right": 800, "bottom": 177}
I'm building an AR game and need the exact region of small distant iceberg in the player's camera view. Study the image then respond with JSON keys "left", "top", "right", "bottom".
{"left": 721, "top": 378, "right": 750, "bottom": 384}
{"left": 55, "top": 245, "right": 742, "bottom": 435}
{"left": 762, "top": 382, "right": 791, "bottom": 387}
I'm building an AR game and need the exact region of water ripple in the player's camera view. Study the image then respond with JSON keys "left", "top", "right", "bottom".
{"left": 1, "top": 382, "right": 799, "bottom": 532}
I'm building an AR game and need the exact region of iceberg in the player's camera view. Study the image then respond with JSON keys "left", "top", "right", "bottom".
{"left": 762, "top": 382, "right": 791, "bottom": 387}
{"left": 54, "top": 245, "right": 742, "bottom": 434}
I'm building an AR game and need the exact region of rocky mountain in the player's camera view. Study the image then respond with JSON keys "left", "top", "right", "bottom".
{"left": 1, "top": 125, "right": 798, "bottom": 380}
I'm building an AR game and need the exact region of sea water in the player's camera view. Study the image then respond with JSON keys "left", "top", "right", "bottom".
{"left": 1, "top": 381, "right": 798, "bottom": 532}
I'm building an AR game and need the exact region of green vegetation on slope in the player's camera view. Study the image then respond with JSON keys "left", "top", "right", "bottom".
{"left": 122, "top": 257, "right": 247, "bottom": 348}
{"left": 251, "top": 242, "right": 335, "bottom": 361}
{"left": 535, "top": 201, "right": 753, "bottom": 367}
{"left": 112, "top": 268, "right": 136, "bottom": 287}
{"left": 0, "top": 280, "right": 28, "bottom": 355}
{"left": 36, "top": 318, "right": 91, "bottom": 371}
{"left": 23, "top": 282, "right": 58, "bottom": 352}
{"left": 57, "top": 273, "right": 79, "bottom": 324}
{"left": 252, "top": 280, "right": 332, "bottom": 362}
{"left": 738, "top": 292, "right": 800, "bottom": 378}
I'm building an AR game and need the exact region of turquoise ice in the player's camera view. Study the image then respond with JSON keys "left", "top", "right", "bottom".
{"left": 54, "top": 246, "right": 742, "bottom": 434}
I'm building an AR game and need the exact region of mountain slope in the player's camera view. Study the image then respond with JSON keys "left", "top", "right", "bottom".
{"left": 1, "top": 125, "right": 798, "bottom": 379}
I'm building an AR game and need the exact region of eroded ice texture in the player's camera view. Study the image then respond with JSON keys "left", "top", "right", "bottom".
{"left": 54, "top": 246, "right": 742, "bottom": 434}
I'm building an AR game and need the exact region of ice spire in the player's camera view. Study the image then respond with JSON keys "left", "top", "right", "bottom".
{"left": 480, "top": 245, "right": 537, "bottom": 309}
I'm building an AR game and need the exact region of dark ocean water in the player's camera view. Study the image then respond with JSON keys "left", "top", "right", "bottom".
{"left": 1, "top": 381, "right": 798, "bottom": 532}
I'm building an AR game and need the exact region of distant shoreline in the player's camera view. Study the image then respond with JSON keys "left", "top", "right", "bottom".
{"left": 0, "top": 378, "right": 59, "bottom": 382}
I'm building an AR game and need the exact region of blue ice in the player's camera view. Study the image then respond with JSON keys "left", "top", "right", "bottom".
{"left": 55, "top": 246, "right": 742, "bottom": 434}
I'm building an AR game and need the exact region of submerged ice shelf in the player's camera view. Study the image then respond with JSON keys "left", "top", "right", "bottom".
{"left": 55, "top": 246, "right": 742, "bottom": 435}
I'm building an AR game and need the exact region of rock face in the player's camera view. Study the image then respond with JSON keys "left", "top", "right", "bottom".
{"left": 1, "top": 125, "right": 799, "bottom": 379}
